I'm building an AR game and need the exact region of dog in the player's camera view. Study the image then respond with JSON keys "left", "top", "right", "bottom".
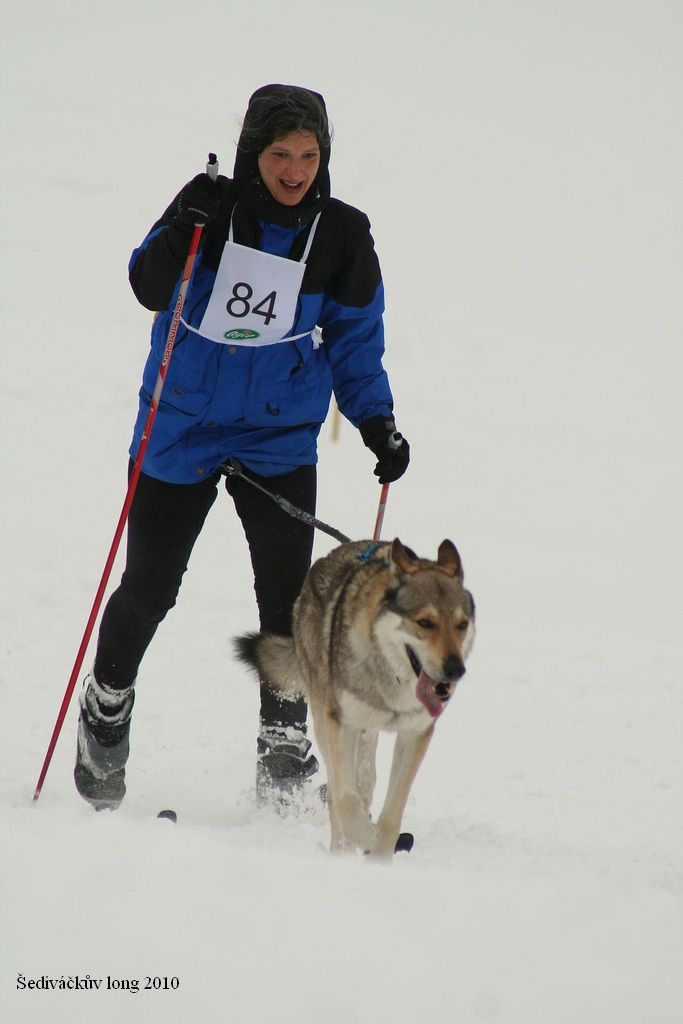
{"left": 235, "top": 537, "right": 475, "bottom": 861}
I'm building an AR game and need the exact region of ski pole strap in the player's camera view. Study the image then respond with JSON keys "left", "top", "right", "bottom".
{"left": 220, "top": 458, "right": 351, "bottom": 545}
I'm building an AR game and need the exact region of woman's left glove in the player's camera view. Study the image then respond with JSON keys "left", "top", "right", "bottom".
{"left": 359, "top": 416, "right": 410, "bottom": 484}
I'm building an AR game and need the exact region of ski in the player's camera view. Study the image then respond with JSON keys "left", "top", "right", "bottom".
{"left": 395, "top": 832, "right": 414, "bottom": 853}
{"left": 156, "top": 808, "right": 412, "bottom": 853}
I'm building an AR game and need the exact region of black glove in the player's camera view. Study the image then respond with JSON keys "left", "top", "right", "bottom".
{"left": 176, "top": 173, "right": 223, "bottom": 228}
{"left": 359, "top": 415, "right": 410, "bottom": 484}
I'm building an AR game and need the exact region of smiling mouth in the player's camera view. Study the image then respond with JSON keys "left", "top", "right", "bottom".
{"left": 405, "top": 644, "right": 452, "bottom": 717}
{"left": 406, "top": 644, "right": 422, "bottom": 677}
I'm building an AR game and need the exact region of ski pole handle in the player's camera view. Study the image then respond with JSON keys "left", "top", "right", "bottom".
{"left": 206, "top": 152, "right": 218, "bottom": 182}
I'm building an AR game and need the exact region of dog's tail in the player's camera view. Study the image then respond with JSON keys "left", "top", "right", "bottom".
{"left": 234, "top": 632, "right": 308, "bottom": 699}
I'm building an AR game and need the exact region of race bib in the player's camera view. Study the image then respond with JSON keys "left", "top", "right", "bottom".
{"left": 183, "top": 211, "right": 321, "bottom": 348}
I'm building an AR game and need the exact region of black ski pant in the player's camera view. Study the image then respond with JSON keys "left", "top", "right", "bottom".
{"left": 93, "top": 463, "right": 316, "bottom": 730}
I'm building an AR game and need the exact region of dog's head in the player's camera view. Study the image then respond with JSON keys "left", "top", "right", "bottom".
{"left": 384, "top": 538, "right": 476, "bottom": 718}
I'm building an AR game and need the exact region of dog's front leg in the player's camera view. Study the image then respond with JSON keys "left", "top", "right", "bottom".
{"left": 370, "top": 724, "right": 435, "bottom": 861}
{"left": 324, "top": 711, "right": 376, "bottom": 854}
{"left": 356, "top": 729, "right": 379, "bottom": 815}
{"left": 305, "top": 692, "right": 344, "bottom": 852}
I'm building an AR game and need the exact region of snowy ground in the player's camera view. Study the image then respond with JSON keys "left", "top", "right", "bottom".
{"left": 2, "top": 2, "right": 682, "bottom": 1022}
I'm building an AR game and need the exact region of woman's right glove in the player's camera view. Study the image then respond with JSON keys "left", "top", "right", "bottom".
{"left": 176, "top": 173, "right": 223, "bottom": 228}
{"left": 359, "top": 415, "right": 411, "bottom": 484}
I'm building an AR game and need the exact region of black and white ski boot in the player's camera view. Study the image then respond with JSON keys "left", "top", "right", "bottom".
{"left": 256, "top": 723, "right": 319, "bottom": 807}
{"left": 74, "top": 673, "right": 135, "bottom": 811}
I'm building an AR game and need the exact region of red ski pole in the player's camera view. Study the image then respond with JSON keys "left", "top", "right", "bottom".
{"left": 373, "top": 483, "right": 390, "bottom": 541}
{"left": 372, "top": 429, "right": 404, "bottom": 540}
{"left": 33, "top": 154, "right": 218, "bottom": 801}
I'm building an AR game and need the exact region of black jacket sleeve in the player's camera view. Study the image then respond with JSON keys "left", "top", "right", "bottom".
{"left": 128, "top": 176, "right": 229, "bottom": 311}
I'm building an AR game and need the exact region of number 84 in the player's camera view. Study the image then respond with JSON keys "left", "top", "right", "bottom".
{"left": 227, "top": 282, "right": 277, "bottom": 326}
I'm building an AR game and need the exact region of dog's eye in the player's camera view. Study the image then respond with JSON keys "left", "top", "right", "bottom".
{"left": 457, "top": 620, "right": 469, "bottom": 632}
{"left": 416, "top": 618, "right": 435, "bottom": 630}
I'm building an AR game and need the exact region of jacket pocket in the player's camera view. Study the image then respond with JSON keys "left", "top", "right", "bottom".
{"left": 144, "top": 316, "right": 219, "bottom": 398}
{"left": 141, "top": 385, "right": 210, "bottom": 419}
{"left": 244, "top": 367, "right": 333, "bottom": 427}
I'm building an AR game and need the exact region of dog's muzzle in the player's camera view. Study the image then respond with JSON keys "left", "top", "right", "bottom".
{"left": 405, "top": 646, "right": 465, "bottom": 718}
{"left": 442, "top": 654, "right": 466, "bottom": 684}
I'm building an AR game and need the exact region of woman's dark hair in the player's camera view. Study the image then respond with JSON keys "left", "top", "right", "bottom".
{"left": 233, "top": 84, "right": 332, "bottom": 227}
{"left": 238, "top": 85, "right": 332, "bottom": 154}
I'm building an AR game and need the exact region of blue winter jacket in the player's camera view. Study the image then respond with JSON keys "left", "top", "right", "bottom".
{"left": 128, "top": 179, "right": 394, "bottom": 482}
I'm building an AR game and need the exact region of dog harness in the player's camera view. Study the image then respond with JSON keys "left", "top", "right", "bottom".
{"left": 357, "top": 543, "right": 389, "bottom": 567}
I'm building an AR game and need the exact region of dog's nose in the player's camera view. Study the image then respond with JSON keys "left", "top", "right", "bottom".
{"left": 443, "top": 655, "right": 466, "bottom": 682}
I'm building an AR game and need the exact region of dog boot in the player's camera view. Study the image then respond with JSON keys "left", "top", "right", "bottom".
{"left": 256, "top": 723, "right": 319, "bottom": 805}
{"left": 74, "top": 672, "right": 135, "bottom": 811}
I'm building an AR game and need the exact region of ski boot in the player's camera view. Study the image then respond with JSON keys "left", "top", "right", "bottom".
{"left": 74, "top": 673, "right": 135, "bottom": 811}
{"left": 256, "top": 722, "right": 319, "bottom": 808}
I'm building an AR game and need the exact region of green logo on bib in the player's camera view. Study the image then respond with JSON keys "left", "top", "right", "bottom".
{"left": 224, "top": 329, "right": 260, "bottom": 341}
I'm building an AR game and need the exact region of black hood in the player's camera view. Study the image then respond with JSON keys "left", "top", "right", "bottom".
{"left": 232, "top": 84, "right": 331, "bottom": 229}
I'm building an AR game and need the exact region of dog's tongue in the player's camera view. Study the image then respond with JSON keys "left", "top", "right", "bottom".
{"left": 416, "top": 670, "right": 447, "bottom": 718}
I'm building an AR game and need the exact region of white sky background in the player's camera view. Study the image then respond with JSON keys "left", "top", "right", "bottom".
{"left": 1, "top": 2, "right": 681, "bottom": 1022}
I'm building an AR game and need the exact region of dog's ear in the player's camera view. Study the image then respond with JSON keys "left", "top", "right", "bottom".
{"left": 437, "top": 539, "right": 463, "bottom": 579}
{"left": 390, "top": 537, "right": 421, "bottom": 575}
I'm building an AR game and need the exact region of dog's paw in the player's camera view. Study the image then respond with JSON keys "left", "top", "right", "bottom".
{"left": 365, "top": 822, "right": 412, "bottom": 861}
{"left": 335, "top": 793, "right": 377, "bottom": 853}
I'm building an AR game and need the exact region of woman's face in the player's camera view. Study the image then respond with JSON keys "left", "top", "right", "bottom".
{"left": 257, "top": 130, "right": 321, "bottom": 206}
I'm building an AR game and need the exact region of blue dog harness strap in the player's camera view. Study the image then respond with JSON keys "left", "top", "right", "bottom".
{"left": 357, "top": 543, "right": 389, "bottom": 567}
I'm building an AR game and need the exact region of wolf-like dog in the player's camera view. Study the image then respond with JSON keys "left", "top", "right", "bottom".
{"left": 236, "top": 537, "right": 475, "bottom": 860}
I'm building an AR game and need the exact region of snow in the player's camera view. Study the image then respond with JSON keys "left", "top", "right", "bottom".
{"left": 2, "top": 1, "right": 682, "bottom": 1021}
